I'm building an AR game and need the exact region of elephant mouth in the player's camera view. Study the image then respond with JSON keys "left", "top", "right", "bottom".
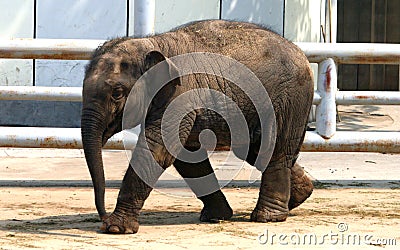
{"left": 102, "top": 128, "right": 116, "bottom": 146}
{"left": 101, "top": 131, "right": 110, "bottom": 147}
{"left": 102, "top": 119, "right": 123, "bottom": 146}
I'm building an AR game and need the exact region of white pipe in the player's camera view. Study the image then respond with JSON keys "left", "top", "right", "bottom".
{"left": 0, "top": 39, "right": 399, "bottom": 64}
{"left": 336, "top": 91, "right": 400, "bottom": 105}
{"left": 302, "top": 131, "right": 400, "bottom": 153}
{"left": 316, "top": 58, "right": 337, "bottom": 139}
{"left": 330, "top": 0, "right": 337, "bottom": 43}
{"left": 134, "top": 0, "right": 155, "bottom": 37}
{"left": 298, "top": 42, "right": 400, "bottom": 64}
{"left": 3, "top": 86, "right": 400, "bottom": 106}
{"left": 0, "top": 127, "right": 137, "bottom": 150}
{"left": 313, "top": 92, "right": 322, "bottom": 105}
{"left": 1, "top": 127, "right": 399, "bottom": 153}
{"left": 0, "top": 39, "right": 103, "bottom": 60}
{"left": 0, "top": 86, "right": 82, "bottom": 102}
{"left": 325, "top": 0, "right": 338, "bottom": 43}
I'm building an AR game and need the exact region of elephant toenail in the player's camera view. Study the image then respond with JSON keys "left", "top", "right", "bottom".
{"left": 100, "top": 223, "right": 107, "bottom": 232}
{"left": 108, "top": 225, "right": 121, "bottom": 233}
{"left": 125, "top": 228, "right": 134, "bottom": 234}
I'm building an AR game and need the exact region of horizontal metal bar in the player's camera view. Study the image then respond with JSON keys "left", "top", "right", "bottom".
{"left": 2, "top": 86, "right": 323, "bottom": 103}
{"left": 0, "top": 86, "right": 82, "bottom": 102}
{"left": 1, "top": 127, "right": 399, "bottom": 153}
{"left": 336, "top": 91, "right": 400, "bottom": 105}
{"left": 3, "top": 87, "right": 399, "bottom": 107}
{"left": 0, "top": 127, "right": 137, "bottom": 150}
{"left": 301, "top": 131, "right": 400, "bottom": 153}
{"left": 1, "top": 39, "right": 399, "bottom": 64}
{"left": 298, "top": 42, "right": 400, "bottom": 64}
{"left": 313, "top": 91, "right": 322, "bottom": 105}
{"left": 0, "top": 39, "right": 103, "bottom": 60}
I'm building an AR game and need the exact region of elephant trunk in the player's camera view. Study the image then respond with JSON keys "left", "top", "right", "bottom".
{"left": 81, "top": 107, "right": 107, "bottom": 220}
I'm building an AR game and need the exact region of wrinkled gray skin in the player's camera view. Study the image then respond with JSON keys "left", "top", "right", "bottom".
{"left": 81, "top": 20, "right": 314, "bottom": 234}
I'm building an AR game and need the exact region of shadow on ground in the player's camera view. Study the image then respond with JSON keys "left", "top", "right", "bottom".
{"left": 0, "top": 211, "right": 200, "bottom": 234}
{"left": 0, "top": 210, "right": 256, "bottom": 237}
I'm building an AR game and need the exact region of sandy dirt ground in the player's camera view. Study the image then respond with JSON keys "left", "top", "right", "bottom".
{"left": 0, "top": 187, "right": 399, "bottom": 249}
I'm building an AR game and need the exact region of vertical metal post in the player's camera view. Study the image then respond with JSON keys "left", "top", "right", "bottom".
{"left": 316, "top": 58, "right": 337, "bottom": 138}
{"left": 134, "top": 0, "right": 156, "bottom": 37}
{"left": 325, "top": 0, "right": 337, "bottom": 43}
{"left": 330, "top": 0, "right": 337, "bottom": 43}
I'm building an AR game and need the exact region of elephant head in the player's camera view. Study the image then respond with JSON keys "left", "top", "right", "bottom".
{"left": 81, "top": 38, "right": 180, "bottom": 220}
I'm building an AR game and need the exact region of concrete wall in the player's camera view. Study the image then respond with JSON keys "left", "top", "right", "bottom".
{"left": 0, "top": 0, "right": 321, "bottom": 127}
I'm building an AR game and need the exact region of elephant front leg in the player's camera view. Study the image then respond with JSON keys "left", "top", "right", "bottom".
{"left": 102, "top": 111, "right": 197, "bottom": 233}
{"left": 100, "top": 131, "right": 170, "bottom": 234}
{"left": 251, "top": 157, "right": 290, "bottom": 222}
{"left": 101, "top": 164, "right": 153, "bottom": 234}
{"left": 101, "top": 136, "right": 172, "bottom": 234}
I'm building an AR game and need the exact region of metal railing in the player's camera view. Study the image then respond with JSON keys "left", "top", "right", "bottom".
{"left": 0, "top": 39, "right": 400, "bottom": 152}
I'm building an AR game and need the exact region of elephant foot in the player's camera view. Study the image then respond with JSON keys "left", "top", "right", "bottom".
{"left": 250, "top": 207, "right": 288, "bottom": 223}
{"left": 199, "top": 191, "right": 233, "bottom": 222}
{"left": 289, "top": 163, "right": 313, "bottom": 210}
{"left": 200, "top": 203, "right": 233, "bottom": 222}
{"left": 100, "top": 213, "right": 139, "bottom": 234}
{"left": 100, "top": 200, "right": 140, "bottom": 234}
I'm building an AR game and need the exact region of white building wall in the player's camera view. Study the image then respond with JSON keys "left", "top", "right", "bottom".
{"left": 0, "top": 0, "right": 128, "bottom": 127}
{"left": 0, "top": 0, "right": 34, "bottom": 86}
{"left": 35, "top": 0, "right": 127, "bottom": 88}
{"left": 154, "top": 0, "right": 220, "bottom": 34}
{"left": 284, "top": 0, "right": 323, "bottom": 42}
{"left": 284, "top": 0, "right": 324, "bottom": 89}
{"left": 222, "top": 0, "right": 284, "bottom": 35}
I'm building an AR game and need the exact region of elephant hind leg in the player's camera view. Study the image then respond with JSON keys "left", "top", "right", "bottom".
{"left": 173, "top": 149, "right": 233, "bottom": 222}
{"left": 250, "top": 156, "right": 291, "bottom": 222}
{"left": 235, "top": 144, "right": 313, "bottom": 215}
{"left": 247, "top": 130, "right": 313, "bottom": 221}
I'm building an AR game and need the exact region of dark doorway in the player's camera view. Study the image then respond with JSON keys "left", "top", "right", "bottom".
{"left": 337, "top": 0, "right": 400, "bottom": 90}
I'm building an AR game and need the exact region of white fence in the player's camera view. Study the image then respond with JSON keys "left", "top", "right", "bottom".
{"left": 0, "top": 39, "right": 400, "bottom": 152}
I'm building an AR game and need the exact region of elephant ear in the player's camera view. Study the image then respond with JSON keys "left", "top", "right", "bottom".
{"left": 143, "top": 51, "right": 181, "bottom": 109}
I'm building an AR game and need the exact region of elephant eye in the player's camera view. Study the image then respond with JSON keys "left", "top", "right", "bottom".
{"left": 120, "top": 62, "right": 130, "bottom": 71}
{"left": 111, "top": 86, "right": 125, "bottom": 101}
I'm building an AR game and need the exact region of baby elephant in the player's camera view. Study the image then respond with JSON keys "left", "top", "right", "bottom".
{"left": 81, "top": 20, "right": 314, "bottom": 234}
